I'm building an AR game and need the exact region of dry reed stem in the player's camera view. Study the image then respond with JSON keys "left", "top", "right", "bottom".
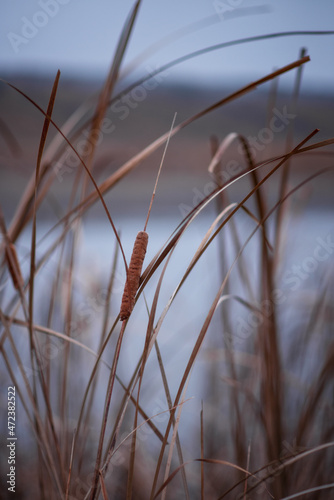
{"left": 120, "top": 230, "right": 149, "bottom": 321}
{"left": 90, "top": 320, "right": 127, "bottom": 500}
{"left": 99, "top": 471, "right": 110, "bottom": 500}
{"left": 200, "top": 403, "right": 204, "bottom": 500}
{"left": 161, "top": 379, "right": 191, "bottom": 500}
{"left": 81, "top": 0, "right": 142, "bottom": 198}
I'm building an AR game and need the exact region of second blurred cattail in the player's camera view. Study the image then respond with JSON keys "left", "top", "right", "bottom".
{"left": 120, "top": 231, "right": 148, "bottom": 321}
{"left": 5, "top": 242, "right": 24, "bottom": 290}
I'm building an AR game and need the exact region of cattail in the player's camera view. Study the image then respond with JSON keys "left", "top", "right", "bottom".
{"left": 120, "top": 231, "right": 148, "bottom": 321}
{"left": 119, "top": 113, "right": 176, "bottom": 321}
{"left": 5, "top": 242, "right": 23, "bottom": 290}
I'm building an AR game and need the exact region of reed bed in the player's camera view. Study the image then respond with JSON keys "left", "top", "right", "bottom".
{"left": 1, "top": 2, "right": 334, "bottom": 499}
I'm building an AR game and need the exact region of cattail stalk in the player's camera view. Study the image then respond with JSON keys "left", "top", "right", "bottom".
{"left": 119, "top": 113, "right": 176, "bottom": 322}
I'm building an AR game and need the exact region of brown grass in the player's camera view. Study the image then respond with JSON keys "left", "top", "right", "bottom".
{"left": 1, "top": 4, "right": 334, "bottom": 500}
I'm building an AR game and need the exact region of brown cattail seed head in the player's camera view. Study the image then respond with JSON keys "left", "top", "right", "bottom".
{"left": 120, "top": 231, "right": 148, "bottom": 321}
{"left": 5, "top": 242, "right": 24, "bottom": 290}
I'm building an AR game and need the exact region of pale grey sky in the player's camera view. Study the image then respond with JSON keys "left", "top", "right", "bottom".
{"left": 1, "top": 0, "right": 334, "bottom": 91}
